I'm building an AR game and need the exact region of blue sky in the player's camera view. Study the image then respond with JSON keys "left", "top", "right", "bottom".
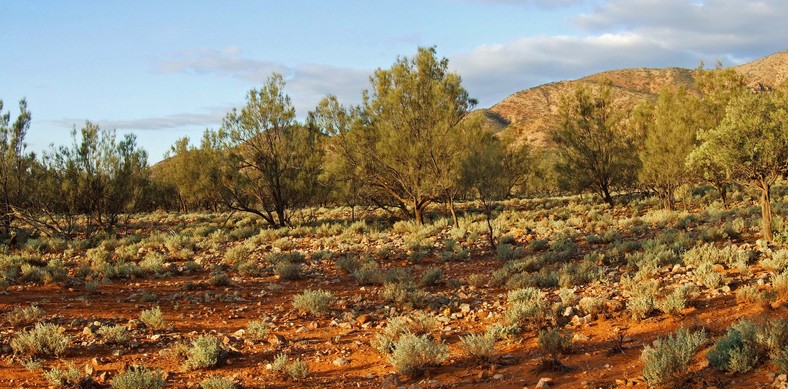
{"left": 1, "top": 0, "right": 786, "bottom": 162}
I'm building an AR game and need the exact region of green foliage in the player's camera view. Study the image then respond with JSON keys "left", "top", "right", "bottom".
{"left": 200, "top": 376, "right": 236, "bottom": 389}
{"left": 5, "top": 304, "right": 45, "bottom": 326}
{"left": 460, "top": 333, "right": 496, "bottom": 361}
{"left": 537, "top": 327, "right": 572, "bottom": 363}
{"left": 387, "top": 333, "right": 448, "bottom": 376}
{"left": 139, "top": 307, "right": 165, "bottom": 331}
{"left": 10, "top": 323, "right": 69, "bottom": 358}
{"left": 505, "top": 287, "right": 547, "bottom": 329}
{"left": 97, "top": 324, "right": 130, "bottom": 344}
{"left": 218, "top": 73, "right": 324, "bottom": 227}
{"left": 111, "top": 366, "right": 166, "bottom": 389}
{"left": 245, "top": 320, "right": 270, "bottom": 341}
{"left": 292, "top": 289, "right": 333, "bottom": 316}
{"left": 708, "top": 319, "right": 760, "bottom": 373}
{"left": 42, "top": 363, "right": 92, "bottom": 388}
{"left": 641, "top": 328, "right": 706, "bottom": 387}
{"left": 550, "top": 84, "right": 639, "bottom": 205}
{"left": 182, "top": 335, "right": 226, "bottom": 371}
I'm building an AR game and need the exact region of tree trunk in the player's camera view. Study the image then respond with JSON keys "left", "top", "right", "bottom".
{"left": 601, "top": 185, "right": 614, "bottom": 206}
{"left": 414, "top": 204, "right": 424, "bottom": 225}
{"left": 485, "top": 205, "right": 496, "bottom": 251}
{"left": 448, "top": 195, "right": 458, "bottom": 228}
{"left": 760, "top": 181, "right": 773, "bottom": 241}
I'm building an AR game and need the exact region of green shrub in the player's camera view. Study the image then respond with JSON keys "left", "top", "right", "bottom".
{"left": 505, "top": 287, "right": 546, "bottom": 329}
{"left": 336, "top": 256, "right": 360, "bottom": 274}
{"left": 693, "top": 261, "right": 725, "bottom": 290}
{"left": 460, "top": 333, "right": 496, "bottom": 361}
{"left": 111, "top": 366, "right": 166, "bottom": 389}
{"left": 292, "top": 289, "right": 333, "bottom": 316}
{"left": 208, "top": 271, "right": 232, "bottom": 287}
{"left": 182, "top": 335, "right": 226, "bottom": 371}
{"left": 387, "top": 333, "right": 447, "bottom": 376}
{"left": 43, "top": 363, "right": 92, "bottom": 388}
{"left": 352, "top": 262, "right": 382, "bottom": 285}
{"left": 245, "top": 320, "right": 270, "bottom": 341}
{"left": 708, "top": 320, "right": 760, "bottom": 373}
{"left": 271, "top": 352, "right": 289, "bottom": 373}
{"left": 419, "top": 267, "right": 441, "bottom": 286}
{"left": 538, "top": 327, "right": 572, "bottom": 364}
{"left": 200, "top": 376, "right": 236, "bottom": 389}
{"left": 223, "top": 245, "right": 250, "bottom": 266}
{"left": 274, "top": 261, "right": 301, "bottom": 280}
{"left": 382, "top": 282, "right": 429, "bottom": 309}
{"left": 286, "top": 358, "right": 309, "bottom": 380}
{"left": 5, "top": 304, "right": 45, "bottom": 326}
{"left": 641, "top": 328, "right": 705, "bottom": 387}
{"left": 496, "top": 243, "right": 522, "bottom": 261}
{"left": 98, "top": 324, "right": 130, "bottom": 344}
{"left": 140, "top": 307, "right": 166, "bottom": 330}
{"left": 657, "top": 287, "right": 688, "bottom": 315}
{"left": 10, "top": 323, "right": 69, "bottom": 358}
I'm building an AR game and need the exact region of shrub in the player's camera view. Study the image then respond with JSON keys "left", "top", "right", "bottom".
{"left": 708, "top": 320, "right": 760, "bottom": 373}
{"left": 460, "top": 333, "right": 496, "bottom": 361}
{"left": 10, "top": 323, "right": 69, "bottom": 358}
{"left": 271, "top": 352, "right": 289, "bottom": 373}
{"left": 693, "top": 261, "right": 725, "bottom": 290}
{"left": 292, "top": 289, "right": 333, "bottom": 316}
{"left": 505, "top": 287, "right": 547, "bottom": 329}
{"left": 182, "top": 335, "right": 226, "bottom": 371}
{"left": 419, "top": 267, "right": 442, "bottom": 286}
{"left": 286, "top": 358, "right": 309, "bottom": 380}
{"left": 657, "top": 287, "right": 688, "bottom": 315}
{"left": 98, "top": 324, "right": 130, "bottom": 344}
{"left": 382, "top": 282, "right": 429, "bottom": 309}
{"left": 208, "top": 271, "right": 232, "bottom": 287}
{"left": 387, "top": 333, "right": 447, "bottom": 376}
{"left": 111, "top": 366, "right": 166, "bottom": 389}
{"left": 245, "top": 320, "right": 270, "bottom": 341}
{"left": 274, "top": 261, "right": 301, "bottom": 280}
{"left": 538, "top": 327, "right": 572, "bottom": 364}
{"left": 336, "top": 256, "right": 360, "bottom": 274}
{"left": 43, "top": 363, "right": 92, "bottom": 388}
{"left": 200, "top": 376, "right": 236, "bottom": 389}
{"left": 139, "top": 307, "right": 166, "bottom": 330}
{"left": 496, "top": 244, "right": 522, "bottom": 261}
{"left": 352, "top": 262, "right": 383, "bottom": 285}
{"left": 5, "top": 304, "right": 45, "bottom": 326}
{"left": 223, "top": 245, "right": 250, "bottom": 266}
{"left": 641, "top": 328, "right": 705, "bottom": 386}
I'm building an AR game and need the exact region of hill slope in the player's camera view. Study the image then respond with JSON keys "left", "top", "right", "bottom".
{"left": 481, "top": 50, "right": 788, "bottom": 147}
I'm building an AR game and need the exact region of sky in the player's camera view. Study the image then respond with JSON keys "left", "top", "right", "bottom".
{"left": 1, "top": 0, "right": 786, "bottom": 163}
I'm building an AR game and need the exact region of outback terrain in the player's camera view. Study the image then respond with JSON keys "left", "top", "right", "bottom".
{"left": 1, "top": 189, "right": 788, "bottom": 388}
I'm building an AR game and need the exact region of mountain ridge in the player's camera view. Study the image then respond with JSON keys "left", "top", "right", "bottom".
{"left": 481, "top": 50, "right": 788, "bottom": 147}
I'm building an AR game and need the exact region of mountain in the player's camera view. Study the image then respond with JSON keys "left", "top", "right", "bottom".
{"left": 479, "top": 50, "right": 788, "bottom": 148}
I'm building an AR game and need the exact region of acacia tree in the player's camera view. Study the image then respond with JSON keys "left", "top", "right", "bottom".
{"left": 0, "top": 98, "right": 36, "bottom": 236}
{"left": 551, "top": 84, "right": 638, "bottom": 205}
{"left": 36, "top": 122, "right": 148, "bottom": 237}
{"left": 638, "top": 87, "right": 697, "bottom": 210}
{"left": 219, "top": 73, "right": 323, "bottom": 227}
{"left": 460, "top": 126, "right": 532, "bottom": 250}
{"left": 357, "top": 46, "right": 476, "bottom": 224}
{"left": 686, "top": 65, "right": 749, "bottom": 208}
{"left": 690, "top": 89, "right": 788, "bottom": 241}
{"left": 158, "top": 131, "right": 223, "bottom": 212}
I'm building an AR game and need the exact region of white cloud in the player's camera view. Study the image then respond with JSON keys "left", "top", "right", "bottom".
{"left": 48, "top": 106, "right": 228, "bottom": 132}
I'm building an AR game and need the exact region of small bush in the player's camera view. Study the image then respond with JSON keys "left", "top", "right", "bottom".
{"left": 419, "top": 267, "right": 442, "bottom": 286}
{"left": 140, "top": 307, "right": 166, "bottom": 330}
{"left": 200, "top": 376, "right": 236, "bottom": 389}
{"left": 11, "top": 323, "right": 69, "bottom": 358}
{"left": 708, "top": 320, "right": 760, "bottom": 373}
{"left": 538, "top": 327, "right": 572, "bottom": 364}
{"left": 98, "top": 324, "right": 130, "bottom": 344}
{"left": 271, "top": 352, "right": 289, "bottom": 373}
{"left": 336, "top": 256, "right": 360, "bottom": 274}
{"left": 382, "top": 282, "right": 429, "bottom": 308}
{"left": 292, "top": 289, "right": 333, "bottom": 316}
{"left": 641, "top": 328, "right": 705, "bottom": 387}
{"left": 352, "top": 262, "right": 383, "bottom": 285}
{"left": 505, "top": 287, "right": 547, "bottom": 329}
{"left": 657, "top": 287, "right": 688, "bottom": 315}
{"left": 274, "top": 261, "right": 301, "bottom": 280}
{"left": 208, "top": 271, "right": 232, "bottom": 287}
{"left": 286, "top": 358, "right": 309, "bottom": 380}
{"left": 5, "top": 304, "right": 45, "bottom": 326}
{"left": 387, "top": 333, "right": 447, "bottom": 376}
{"left": 245, "top": 320, "right": 270, "bottom": 340}
{"left": 111, "top": 366, "right": 166, "bottom": 389}
{"left": 182, "top": 335, "right": 226, "bottom": 371}
{"left": 460, "top": 333, "right": 496, "bottom": 361}
{"left": 496, "top": 243, "right": 522, "bottom": 261}
{"left": 693, "top": 261, "right": 725, "bottom": 290}
{"left": 43, "top": 363, "right": 92, "bottom": 388}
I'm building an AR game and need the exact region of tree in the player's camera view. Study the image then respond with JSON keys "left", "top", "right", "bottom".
{"left": 39, "top": 122, "right": 148, "bottom": 237}
{"left": 686, "top": 64, "right": 749, "bottom": 208}
{"left": 218, "top": 74, "right": 323, "bottom": 227}
{"left": 0, "top": 98, "right": 36, "bottom": 236}
{"left": 638, "top": 87, "right": 697, "bottom": 210}
{"left": 550, "top": 84, "right": 638, "bottom": 205}
{"left": 355, "top": 46, "right": 475, "bottom": 224}
{"left": 157, "top": 131, "right": 223, "bottom": 212}
{"left": 690, "top": 89, "right": 788, "bottom": 241}
{"left": 460, "top": 125, "right": 532, "bottom": 250}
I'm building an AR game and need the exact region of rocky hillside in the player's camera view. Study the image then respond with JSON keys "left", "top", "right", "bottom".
{"left": 482, "top": 50, "right": 788, "bottom": 147}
